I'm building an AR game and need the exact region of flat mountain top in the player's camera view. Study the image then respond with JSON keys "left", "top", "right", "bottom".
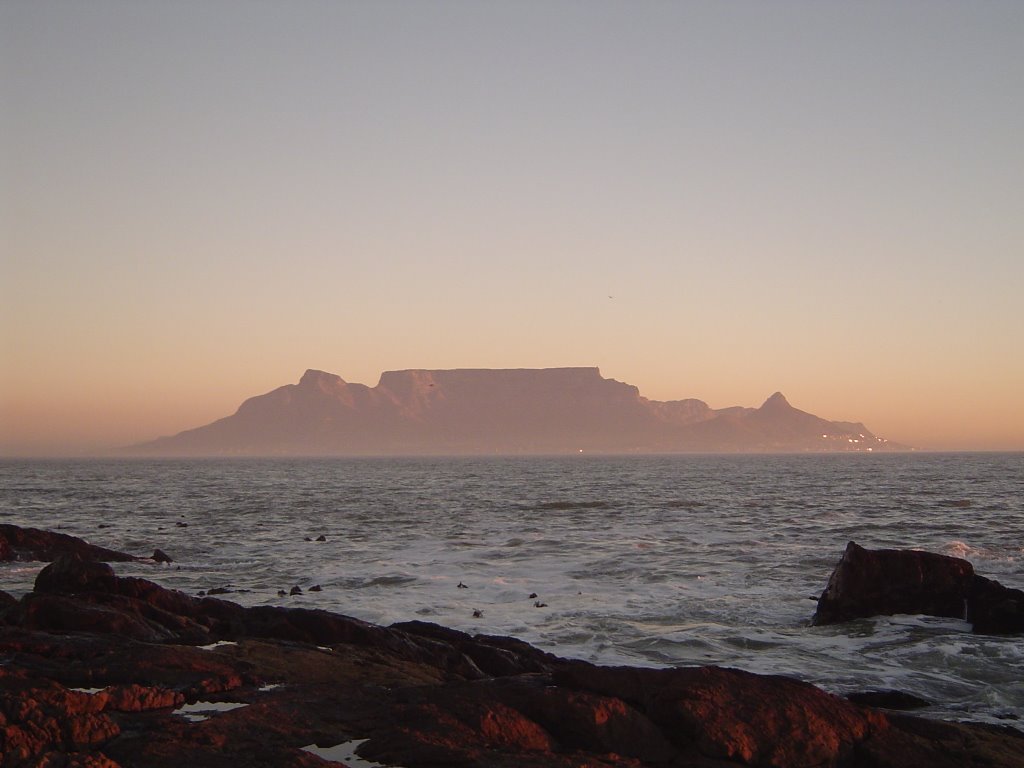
{"left": 132, "top": 367, "right": 906, "bottom": 456}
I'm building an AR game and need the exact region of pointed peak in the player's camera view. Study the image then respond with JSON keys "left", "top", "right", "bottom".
{"left": 299, "top": 369, "right": 345, "bottom": 387}
{"left": 761, "top": 391, "right": 791, "bottom": 409}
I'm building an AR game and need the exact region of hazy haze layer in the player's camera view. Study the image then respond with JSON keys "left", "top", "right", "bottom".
{"left": 2, "top": 2, "right": 1022, "bottom": 455}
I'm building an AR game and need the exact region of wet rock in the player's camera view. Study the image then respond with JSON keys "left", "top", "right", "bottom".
{"left": 151, "top": 549, "right": 173, "bottom": 564}
{"left": 813, "top": 541, "right": 974, "bottom": 625}
{"left": 846, "top": 689, "right": 932, "bottom": 710}
{"left": 289, "top": 586, "right": 302, "bottom": 596}
{"left": 813, "top": 542, "right": 1024, "bottom": 635}
{"left": 968, "top": 576, "right": 1024, "bottom": 635}
{"left": 3, "top": 532, "right": 1024, "bottom": 767}
{"left": 315, "top": 535, "right": 326, "bottom": 542}
{"left": 307, "top": 585, "right": 322, "bottom": 592}
{"left": 392, "top": 620, "right": 561, "bottom": 678}
{"left": 0, "top": 524, "right": 136, "bottom": 563}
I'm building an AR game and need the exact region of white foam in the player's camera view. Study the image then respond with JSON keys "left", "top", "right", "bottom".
{"left": 197, "top": 640, "right": 238, "bottom": 650}
{"left": 301, "top": 739, "right": 398, "bottom": 767}
{"left": 173, "top": 701, "right": 248, "bottom": 722}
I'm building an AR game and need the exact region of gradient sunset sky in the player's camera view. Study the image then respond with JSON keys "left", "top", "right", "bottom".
{"left": 2, "top": 1, "right": 1022, "bottom": 455}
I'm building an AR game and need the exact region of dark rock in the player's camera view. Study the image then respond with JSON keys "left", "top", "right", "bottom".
{"left": 529, "top": 592, "right": 538, "bottom": 599}
{"left": 152, "top": 548, "right": 173, "bottom": 563}
{"left": 315, "top": 535, "right": 326, "bottom": 542}
{"left": 554, "top": 662, "right": 890, "bottom": 767}
{"left": 968, "top": 575, "right": 1024, "bottom": 634}
{"left": 3, "top": 534, "right": 1024, "bottom": 767}
{"left": 207, "top": 587, "right": 232, "bottom": 596}
{"left": 534, "top": 601, "right": 548, "bottom": 608}
{"left": 289, "top": 586, "right": 303, "bottom": 596}
{"left": 392, "top": 621, "right": 561, "bottom": 678}
{"left": 308, "top": 585, "right": 322, "bottom": 592}
{"left": 35, "top": 555, "right": 120, "bottom": 595}
{"left": 813, "top": 541, "right": 973, "bottom": 625}
{"left": 846, "top": 689, "right": 932, "bottom": 710}
{"left": 857, "top": 712, "right": 1024, "bottom": 768}
{"left": 0, "top": 524, "right": 136, "bottom": 563}
{"left": 1, "top": 589, "right": 18, "bottom": 611}
{"left": 813, "top": 542, "right": 1024, "bottom": 635}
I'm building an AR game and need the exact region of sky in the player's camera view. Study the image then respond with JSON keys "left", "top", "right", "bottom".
{"left": 2, "top": 1, "right": 1022, "bottom": 455}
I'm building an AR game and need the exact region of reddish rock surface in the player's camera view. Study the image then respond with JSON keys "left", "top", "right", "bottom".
{"left": 2, "top": 534, "right": 1023, "bottom": 767}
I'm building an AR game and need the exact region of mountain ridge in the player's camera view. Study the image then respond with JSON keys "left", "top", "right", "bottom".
{"left": 132, "top": 367, "right": 906, "bottom": 455}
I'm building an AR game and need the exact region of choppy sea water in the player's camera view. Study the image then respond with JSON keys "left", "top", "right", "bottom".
{"left": 1, "top": 453, "right": 1022, "bottom": 725}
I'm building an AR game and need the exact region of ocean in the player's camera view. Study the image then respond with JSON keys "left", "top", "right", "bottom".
{"left": 2, "top": 453, "right": 1022, "bottom": 725}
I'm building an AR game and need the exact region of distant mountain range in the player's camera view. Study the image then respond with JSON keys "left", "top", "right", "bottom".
{"left": 132, "top": 367, "right": 906, "bottom": 456}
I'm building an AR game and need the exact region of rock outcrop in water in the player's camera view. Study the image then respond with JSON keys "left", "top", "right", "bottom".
{"left": 0, "top": 524, "right": 137, "bottom": 563}
{"left": 130, "top": 367, "right": 903, "bottom": 455}
{"left": 813, "top": 541, "right": 1024, "bottom": 634}
{"left": 2, "top": 530, "right": 1023, "bottom": 767}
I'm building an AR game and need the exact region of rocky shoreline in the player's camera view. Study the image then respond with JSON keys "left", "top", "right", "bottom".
{"left": 2, "top": 525, "right": 1023, "bottom": 767}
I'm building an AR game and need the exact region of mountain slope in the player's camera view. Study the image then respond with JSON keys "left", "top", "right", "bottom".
{"left": 133, "top": 367, "right": 904, "bottom": 455}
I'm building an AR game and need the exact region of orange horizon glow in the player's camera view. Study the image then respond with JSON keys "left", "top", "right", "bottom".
{"left": 2, "top": 363, "right": 1022, "bottom": 456}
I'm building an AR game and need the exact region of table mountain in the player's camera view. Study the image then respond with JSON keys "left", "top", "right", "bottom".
{"left": 132, "top": 367, "right": 904, "bottom": 455}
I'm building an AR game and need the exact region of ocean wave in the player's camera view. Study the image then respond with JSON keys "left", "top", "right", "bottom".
{"left": 535, "top": 500, "right": 608, "bottom": 510}
{"left": 3, "top": 453, "right": 1023, "bottom": 724}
